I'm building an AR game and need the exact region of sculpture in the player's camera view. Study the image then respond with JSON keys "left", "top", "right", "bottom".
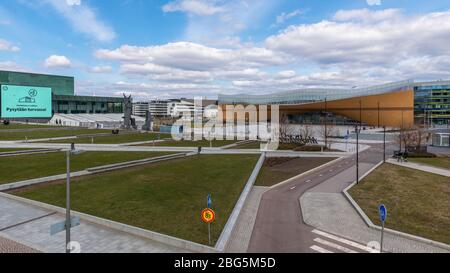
{"left": 142, "top": 110, "right": 153, "bottom": 131}
{"left": 122, "top": 93, "right": 134, "bottom": 130}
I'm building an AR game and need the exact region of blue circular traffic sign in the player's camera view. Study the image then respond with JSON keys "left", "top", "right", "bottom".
{"left": 379, "top": 204, "right": 387, "bottom": 222}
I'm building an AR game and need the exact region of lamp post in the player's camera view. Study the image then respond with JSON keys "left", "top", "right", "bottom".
{"left": 324, "top": 98, "right": 328, "bottom": 149}
{"left": 356, "top": 100, "right": 362, "bottom": 184}
{"left": 383, "top": 126, "right": 386, "bottom": 163}
{"left": 66, "top": 143, "right": 84, "bottom": 253}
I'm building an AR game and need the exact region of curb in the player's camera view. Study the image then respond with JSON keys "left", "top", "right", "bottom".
{"left": 215, "top": 152, "right": 266, "bottom": 252}
{"left": 342, "top": 161, "right": 450, "bottom": 251}
{"left": 0, "top": 149, "right": 61, "bottom": 157}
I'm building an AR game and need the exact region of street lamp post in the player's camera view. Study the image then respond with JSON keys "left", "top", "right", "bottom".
{"left": 383, "top": 126, "right": 386, "bottom": 163}
{"left": 356, "top": 100, "right": 362, "bottom": 184}
{"left": 65, "top": 143, "right": 84, "bottom": 253}
{"left": 66, "top": 150, "right": 71, "bottom": 253}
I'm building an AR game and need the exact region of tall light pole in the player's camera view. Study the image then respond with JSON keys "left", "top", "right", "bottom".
{"left": 356, "top": 100, "right": 362, "bottom": 184}
{"left": 383, "top": 126, "right": 386, "bottom": 163}
{"left": 66, "top": 149, "right": 71, "bottom": 253}
{"left": 66, "top": 143, "right": 84, "bottom": 253}
{"left": 324, "top": 98, "right": 328, "bottom": 149}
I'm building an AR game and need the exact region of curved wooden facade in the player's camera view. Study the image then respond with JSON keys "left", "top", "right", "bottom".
{"left": 219, "top": 89, "right": 415, "bottom": 128}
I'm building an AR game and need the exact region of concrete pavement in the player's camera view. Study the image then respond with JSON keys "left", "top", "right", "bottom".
{"left": 248, "top": 144, "right": 449, "bottom": 253}
{"left": 387, "top": 158, "right": 450, "bottom": 177}
{"left": 0, "top": 194, "right": 187, "bottom": 253}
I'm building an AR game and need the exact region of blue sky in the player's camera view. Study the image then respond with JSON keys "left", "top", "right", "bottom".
{"left": 1, "top": 0, "right": 450, "bottom": 100}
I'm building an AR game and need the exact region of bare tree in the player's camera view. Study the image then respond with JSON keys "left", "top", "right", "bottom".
{"left": 318, "top": 121, "right": 337, "bottom": 149}
{"left": 299, "top": 123, "right": 314, "bottom": 139}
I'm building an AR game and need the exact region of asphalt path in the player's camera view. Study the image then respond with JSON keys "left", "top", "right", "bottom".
{"left": 247, "top": 143, "right": 397, "bottom": 252}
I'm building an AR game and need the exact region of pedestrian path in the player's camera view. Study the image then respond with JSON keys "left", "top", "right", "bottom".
{"left": 309, "top": 229, "right": 378, "bottom": 253}
{"left": 0, "top": 194, "right": 187, "bottom": 253}
{"left": 387, "top": 158, "right": 450, "bottom": 177}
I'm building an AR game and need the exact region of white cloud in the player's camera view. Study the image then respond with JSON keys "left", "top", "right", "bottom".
{"left": 66, "top": 0, "right": 81, "bottom": 6}
{"left": 179, "top": 0, "right": 278, "bottom": 45}
{"left": 277, "top": 70, "right": 296, "bottom": 78}
{"left": 91, "top": 8, "right": 450, "bottom": 98}
{"left": 44, "top": 55, "right": 72, "bottom": 68}
{"left": 0, "top": 61, "right": 25, "bottom": 71}
{"left": 44, "top": 0, "right": 115, "bottom": 42}
{"left": 96, "top": 42, "right": 288, "bottom": 72}
{"left": 367, "top": 0, "right": 381, "bottom": 6}
{"left": 273, "top": 9, "right": 303, "bottom": 27}
{"left": 266, "top": 9, "right": 450, "bottom": 66}
{"left": 0, "top": 39, "right": 20, "bottom": 52}
{"left": 162, "top": 0, "right": 225, "bottom": 16}
{"left": 89, "top": 65, "right": 112, "bottom": 73}
{"left": 333, "top": 9, "right": 400, "bottom": 22}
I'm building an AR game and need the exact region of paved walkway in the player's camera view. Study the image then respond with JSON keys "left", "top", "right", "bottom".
{"left": 387, "top": 158, "right": 450, "bottom": 177}
{"left": 0, "top": 233, "right": 40, "bottom": 253}
{"left": 0, "top": 195, "right": 187, "bottom": 253}
{"left": 300, "top": 160, "right": 449, "bottom": 253}
{"left": 225, "top": 186, "right": 268, "bottom": 253}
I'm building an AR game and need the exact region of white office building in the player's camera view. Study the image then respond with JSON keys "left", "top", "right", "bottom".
{"left": 149, "top": 99, "right": 170, "bottom": 117}
{"left": 132, "top": 102, "right": 149, "bottom": 117}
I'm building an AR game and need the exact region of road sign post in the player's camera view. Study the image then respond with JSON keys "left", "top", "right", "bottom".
{"left": 378, "top": 204, "right": 387, "bottom": 253}
{"left": 201, "top": 208, "right": 215, "bottom": 246}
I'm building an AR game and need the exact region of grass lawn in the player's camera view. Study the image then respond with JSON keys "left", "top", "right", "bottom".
{"left": 349, "top": 163, "right": 450, "bottom": 244}
{"left": 255, "top": 157, "right": 336, "bottom": 187}
{"left": 0, "top": 151, "right": 173, "bottom": 185}
{"left": 231, "top": 141, "right": 266, "bottom": 149}
{"left": 0, "top": 128, "right": 110, "bottom": 141}
{"left": 409, "top": 157, "right": 450, "bottom": 170}
{"left": 152, "top": 139, "right": 238, "bottom": 147}
{"left": 10, "top": 154, "right": 260, "bottom": 245}
{"left": 47, "top": 132, "right": 170, "bottom": 144}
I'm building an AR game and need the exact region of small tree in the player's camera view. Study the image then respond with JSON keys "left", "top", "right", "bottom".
{"left": 299, "top": 123, "right": 314, "bottom": 140}
{"left": 318, "top": 120, "right": 336, "bottom": 149}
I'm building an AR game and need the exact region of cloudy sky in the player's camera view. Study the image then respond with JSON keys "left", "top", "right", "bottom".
{"left": 1, "top": 0, "right": 450, "bottom": 101}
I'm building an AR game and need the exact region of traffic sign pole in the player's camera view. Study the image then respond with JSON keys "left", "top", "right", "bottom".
{"left": 201, "top": 207, "right": 215, "bottom": 246}
{"left": 378, "top": 204, "right": 387, "bottom": 253}
{"left": 381, "top": 221, "right": 385, "bottom": 253}
{"left": 208, "top": 222, "right": 211, "bottom": 245}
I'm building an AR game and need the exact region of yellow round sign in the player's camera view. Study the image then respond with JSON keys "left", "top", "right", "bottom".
{"left": 201, "top": 208, "right": 215, "bottom": 223}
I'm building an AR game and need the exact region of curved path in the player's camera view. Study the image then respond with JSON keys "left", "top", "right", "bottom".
{"left": 248, "top": 144, "right": 388, "bottom": 252}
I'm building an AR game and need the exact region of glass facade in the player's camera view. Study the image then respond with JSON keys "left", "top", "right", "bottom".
{"left": 219, "top": 80, "right": 413, "bottom": 105}
{"left": 53, "top": 95, "right": 123, "bottom": 114}
{"left": 414, "top": 83, "right": 450, "bottom": 126}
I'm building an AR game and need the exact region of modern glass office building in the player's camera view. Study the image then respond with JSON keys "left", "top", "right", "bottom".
{"left": 218, "top": 80, "right": 450, "bottom": 128}
{"left": 0, "top": 70, "right": 124, "bottom": 119}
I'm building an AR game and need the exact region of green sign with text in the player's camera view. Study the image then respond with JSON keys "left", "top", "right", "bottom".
{"left": 1, "top": 85, "right": 52, "bottom": 118}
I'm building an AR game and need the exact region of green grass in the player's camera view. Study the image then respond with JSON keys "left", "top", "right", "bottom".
{"left": 11, "top": 154, "right": 260, "bottom": 245}
{"left": 47, "top": 132, "right": 170, "bottom": 144}
{"left": 255, "top": 157, "right": 336, "bottom": 187}
{"left": 152, "top": 139, "right": 238, "bottom": 147}
{"left": 0, "top": 128, "right": 110, "bottom": 141}
{"left": 231, "top": 141, "right": 266, "bottom": 149}
{"left": 349, "top": 163, "right": 450, "bottom": 244}
{"left": 0, "top": 151, "right": 173, "bottom": 184}
{"left": 409, "top": 157, "right": 450, "bottom": 170}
